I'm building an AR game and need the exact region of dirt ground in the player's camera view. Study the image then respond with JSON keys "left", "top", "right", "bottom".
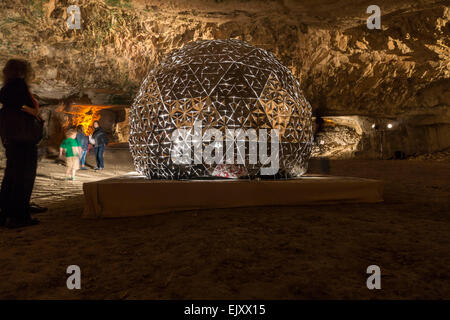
{"left": 0, "top": 149, "right": 449, "bottom": 299}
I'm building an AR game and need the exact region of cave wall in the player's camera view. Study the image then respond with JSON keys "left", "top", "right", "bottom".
{"left": 0, "top": 0, "right": 448, "bottom": 158}
{"left": 41, "top": 104, "right": 126, "bottom": 154}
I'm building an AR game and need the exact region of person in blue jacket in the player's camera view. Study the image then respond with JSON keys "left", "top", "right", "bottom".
{"left": 76, "top": 125, "right": 89, "bottom": 170}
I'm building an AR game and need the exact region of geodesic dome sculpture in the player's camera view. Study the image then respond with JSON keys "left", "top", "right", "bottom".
{"left": 129, "top": 39, "right": 313, "bottom": 179}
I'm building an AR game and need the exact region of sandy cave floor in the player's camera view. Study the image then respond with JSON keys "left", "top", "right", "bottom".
{"left": 0, "top": 151, "right": 449, "bottom": 299}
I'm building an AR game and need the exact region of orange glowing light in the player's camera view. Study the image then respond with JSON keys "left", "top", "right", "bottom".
{"left": 59, "top": 105, "right": 109, "bottom": 135}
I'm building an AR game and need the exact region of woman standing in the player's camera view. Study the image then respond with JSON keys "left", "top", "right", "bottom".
{"left": 90, "top": 121, "right": 108, "bottom": 170}
{"left": 0, "top": 59, "right": 42, "bottom": 228}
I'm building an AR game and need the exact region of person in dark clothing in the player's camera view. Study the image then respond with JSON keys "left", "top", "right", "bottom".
{"left": 90, "top": 121, "right": 108, "bottom": 170}
{"left": 0, "top": 59, "right": 43, "bottom": 228}
{"left": 76, "top": 125, "right": 89, "bottom": 170}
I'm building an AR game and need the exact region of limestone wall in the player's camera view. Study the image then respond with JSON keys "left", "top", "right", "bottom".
{"left": 0, "top": 0, "right": 448, "bottom": 158}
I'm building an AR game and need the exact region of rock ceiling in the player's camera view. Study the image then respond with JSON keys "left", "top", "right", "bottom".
{"left": 0, "top": 0, "right": 448, "bottom": 118}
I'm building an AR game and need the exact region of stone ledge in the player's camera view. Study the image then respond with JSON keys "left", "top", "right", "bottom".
{"left": 82, "top": 173, "right": 383, "bottom": 218}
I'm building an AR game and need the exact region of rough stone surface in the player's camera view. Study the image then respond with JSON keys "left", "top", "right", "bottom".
{"left": 0, "top": 0, "right": 448, "bottom": 158}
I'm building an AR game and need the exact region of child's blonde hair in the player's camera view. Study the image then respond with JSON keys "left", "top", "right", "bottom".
{"left": 65, "top": 128, "right": 77, "bottom": 138}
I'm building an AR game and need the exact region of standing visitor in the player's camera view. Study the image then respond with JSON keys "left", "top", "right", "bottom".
{"left": 90, "top": 121, "right": 108, "bottom": 170}
{"left": 76, "top": 125, "right": 89, "bottom": 170}
{"left": 0, "top": 59, "right": 44, "bottom": 228}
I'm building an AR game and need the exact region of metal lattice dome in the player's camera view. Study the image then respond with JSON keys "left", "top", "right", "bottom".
{"left": 129, "top": 39, "right": 313, "bottom": 179}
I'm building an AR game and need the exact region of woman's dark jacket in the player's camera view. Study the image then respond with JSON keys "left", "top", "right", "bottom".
{"left": 92, "top": 127, "right": 108, "bottom": 147}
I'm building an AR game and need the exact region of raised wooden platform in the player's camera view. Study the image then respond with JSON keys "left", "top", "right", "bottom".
{"left": 82, "top": 174, "right": 383, "bottom": 218}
